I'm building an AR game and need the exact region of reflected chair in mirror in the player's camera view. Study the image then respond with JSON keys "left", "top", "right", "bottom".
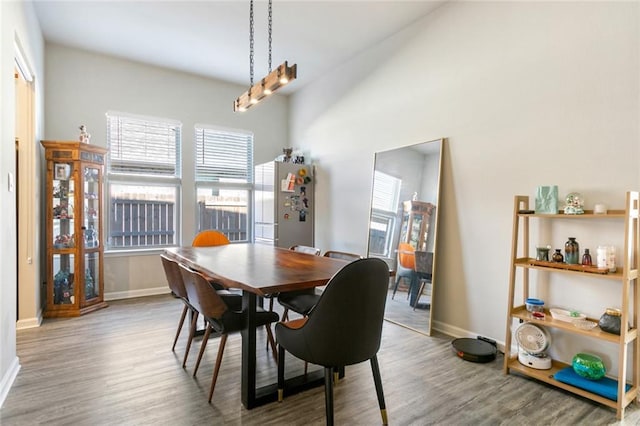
{"left": 276, "top": 245, "right": 322, "bottom": 322}
{"left": 179, "top": 264, "right": 279, "bottom": 403}
{"left": 413, "top": 251, "right": 433, "bottom": 310}
{"left": 160, "top": 254, "right": 199, "bottom": 366}
{"left": 276, "top": 258, "right": 390, "bottom": 426}
{"left": 392, "top": 243, "right": 416, "bottom": 300}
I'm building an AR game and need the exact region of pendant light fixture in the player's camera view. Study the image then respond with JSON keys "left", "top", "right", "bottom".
{"left": 234, "top": 0, "right": 297, "bottom": 112}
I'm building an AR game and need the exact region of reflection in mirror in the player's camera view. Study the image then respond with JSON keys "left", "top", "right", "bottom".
{"left": 367, "top": 139, "right": 443, "bottom": 336}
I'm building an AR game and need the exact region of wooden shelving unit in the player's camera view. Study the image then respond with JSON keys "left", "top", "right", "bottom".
{"left": 503, "top": 192, "right": 640, "bottom": 420}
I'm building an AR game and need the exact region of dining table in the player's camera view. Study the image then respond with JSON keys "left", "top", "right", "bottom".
{"left": 163, "top": 243, "right": 349, "bottom": 409}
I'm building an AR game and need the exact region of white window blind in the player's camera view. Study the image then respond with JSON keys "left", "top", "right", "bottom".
{"left": 372, "top": 171, "right": 401, "bottom": 212}
{"left": 195, "top": 125, "right": 253, "bottom": 183}
{"left": 107, "top": 112, "right": 181, "bottom": 177}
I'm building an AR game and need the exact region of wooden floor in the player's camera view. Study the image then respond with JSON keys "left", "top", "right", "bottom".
{"left": 2, "top": 294, "right": 638, "bottom": 425}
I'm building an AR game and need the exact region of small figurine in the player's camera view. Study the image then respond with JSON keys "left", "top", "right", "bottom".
{"left": 564, "top": 192, "right": 585, "bottom": 215}
{"left": 79, "top": 125, "right": 91, "bottom": 144}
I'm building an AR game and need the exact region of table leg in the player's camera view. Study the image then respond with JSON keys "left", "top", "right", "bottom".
{"left": 241, "top": 291, "right": 258, "bottom": 408}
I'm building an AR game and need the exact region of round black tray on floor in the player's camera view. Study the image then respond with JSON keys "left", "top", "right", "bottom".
{"left": 451, "top": 338, "right": 497, "bottom": 363}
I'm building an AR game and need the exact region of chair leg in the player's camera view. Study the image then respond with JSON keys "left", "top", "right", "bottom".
{"left": 414, "top": 280, "right": 426, "bottom": 311}
{"left": 264, "top": 324, "right": 278, "bottom": 362}
{"left": 370, "top": 355, "right": 388, "bottom": 426}
{"left": 392, "top": 275, "right": 402, "bottom": 299}
{"left": 193, "top": 324, "right": 212, "bottom": 376}
{"left": 208, "top": 333, "right": 228, "bottom": 403}
{"left": 282, "top": 307, "right": 290, "bottom": 322}
{"left": 277, "top": 345, "right": 286, "bottom": 402}
{"left": 172, "top": 305, "right": 188, "bottom": 351}
{"left": 324, "top": 367, "right": 334, "bottom": 426}
{"left": 183, "top": 310, "right": 199, "bottom": 368}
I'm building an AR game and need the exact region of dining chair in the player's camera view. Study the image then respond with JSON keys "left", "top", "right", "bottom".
{"left": 276, "top": 258, "right": 390, "bottom": 426}
{"left": 179, "top": 263, "right": 280, "bottom": 403}
{"left": 322, "top": 250, "right": 363, "bottom": 261}
{"left": 276, "top": 245, "right": 322, "bottom": 321}
{"left": 391, "top": 242, "right": 416, "bottom": 300}
{"left": 192, "top": 229, "right": 230, "bottom": 247}
{"left": 160, "top": 254, "right": 198, "bottom": 366}
{"left": 413, "top": 251, "right": 433, "bottom": 310}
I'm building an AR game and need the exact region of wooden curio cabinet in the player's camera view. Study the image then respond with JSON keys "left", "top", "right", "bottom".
{"left": 42, "top": 141, "right": 108, "bottom": 317}
{"left": 399, "top": 200, "right": 435, "bottom": 251}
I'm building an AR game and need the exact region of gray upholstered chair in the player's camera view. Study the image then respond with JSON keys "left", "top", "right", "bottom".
{"left": 276, "top": 258, "right": 389, "bottom": 425}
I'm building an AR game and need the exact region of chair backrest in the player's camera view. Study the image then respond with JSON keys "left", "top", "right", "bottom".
{"left": 298, "top": 258, "right": 389, "bottom": 367}
{"left": 323, "top": 250, "right": 363, "bottom": 262}
{"left": 178, "top": 263, "right": 228, "bottom": 320}
{"left": 290, "top": 245, "right": 321, "bottom": 256}
{"left": 397, "top": 243, "right": 415, "bottom": 270}
{"left": 161, "top": 254, "right": 188, "bottom": 299}
{"left": 414, "top": 251, "right": 434, "bottom": 275}
{"left": 192, "top": 230, "right": 230, "bottom": 247}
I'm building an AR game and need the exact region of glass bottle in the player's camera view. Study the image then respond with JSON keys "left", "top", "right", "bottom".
{"left": 582, "top": 248, "right": 593, "bottom": 266}
{"left": 564, "top": 237, "right": 579, "bottom": 265}
{"left": 552, "top": 249, "right": 564, "bottom": 263}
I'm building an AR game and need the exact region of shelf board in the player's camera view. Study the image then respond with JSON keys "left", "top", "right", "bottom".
{"left": 511, "top": 306, "right": 637, "bottom": 344}
{"left": 506, "top": 358, "right": 637, "bottom": 410}
{"left": 517, "top": 210, "right": 626, "bottom": 218}
{"left": 514, "top": 258, "right": 625, "bottom": 280}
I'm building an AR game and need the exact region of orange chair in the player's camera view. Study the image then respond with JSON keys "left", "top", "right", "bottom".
{"left": 392, "top": 243, "right": 416, "bottom": 299}
{"left": 192, "top": 230, "right": 230, "bottom": 247}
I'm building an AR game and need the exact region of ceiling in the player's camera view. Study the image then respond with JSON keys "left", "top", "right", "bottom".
{"left": 32, "top": 0, "right": 445, "bottom": 94}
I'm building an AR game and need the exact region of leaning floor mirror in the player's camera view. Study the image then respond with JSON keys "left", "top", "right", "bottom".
{"left": 367, "top": 138, "right": 444, "bottom": 336}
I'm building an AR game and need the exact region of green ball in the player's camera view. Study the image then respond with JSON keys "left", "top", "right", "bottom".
{"left": 572, "top": 353, "right": 606, "bottom": 380}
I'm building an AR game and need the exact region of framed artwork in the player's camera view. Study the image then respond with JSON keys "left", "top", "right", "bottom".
{"left": 54, "top": 163, "right": 71, "bottom": 180}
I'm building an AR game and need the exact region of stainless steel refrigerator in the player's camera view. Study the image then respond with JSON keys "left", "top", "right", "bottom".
{"left": 254, "top": 161, "right": 314, "bottom": 248}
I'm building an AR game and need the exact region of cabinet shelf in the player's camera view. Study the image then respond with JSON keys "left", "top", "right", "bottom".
{"left": 504, "top": 192, "right": 640, "bottom": 420}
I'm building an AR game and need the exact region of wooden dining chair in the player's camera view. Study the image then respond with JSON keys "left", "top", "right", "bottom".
{"left": 179, "top": 263, "right": 279, "bottom": 403}
{"left": 276, "top": 258, "right": 390, "bottom": 425}
{"left": 160, "top": 254, "right": 198, "bottom": 366}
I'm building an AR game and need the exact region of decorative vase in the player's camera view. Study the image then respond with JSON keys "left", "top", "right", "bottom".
{"left": 599, "top": 308, "right": 623, "bottom": 335}
{"left": 572, "top": 353, "right": 606, "bottom": 380}
{"left": 536, "top": 247, "right": 550, "bottom": 261}
{"left": 552, "top": 249, "right": 564, "bottom": 263}
{"left": 582, "top": 248, "right": 593, "bottom": 266}
{"left": 565, "top": 237, "right": 579, "bottom": 265}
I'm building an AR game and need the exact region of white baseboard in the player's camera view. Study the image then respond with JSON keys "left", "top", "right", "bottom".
{"left": 16, "top": 315, "right": 42, "bottom": 330}
{"left": 0, "top": 356, "right": 20, "bottom": 409}
{"left": 432, "top": 320, "right": 506, "bottom": 353}
{"left": 105, "top": 286, "right": 170, "bottom": 301}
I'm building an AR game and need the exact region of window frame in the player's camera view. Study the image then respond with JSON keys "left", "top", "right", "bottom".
{"left": 105, "top": 111, "right": 182, "bottom": 251}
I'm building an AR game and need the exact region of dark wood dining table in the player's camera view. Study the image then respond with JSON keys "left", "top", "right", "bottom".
{"left": 163, "top": 243, "right": 348, "bottom": 409}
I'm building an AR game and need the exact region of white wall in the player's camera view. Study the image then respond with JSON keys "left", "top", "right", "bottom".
{"left": 43, "top": 44, "right": 289, "bottom": 300}
{"left": 291, "top": 0, "right": 639, "bottom": 365}
{"left": 0, "top": 0, "right": 45, "bottom": 409}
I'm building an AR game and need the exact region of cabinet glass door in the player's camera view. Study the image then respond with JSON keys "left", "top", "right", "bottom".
{"left": 84, "top": 252, "right": 100, "bottom": 301}
{"left": 83, "top": 166, "right": 100, "bottom": 248}
{"left": 53, "top": 254, "right": 75, "bottom": 305}
{"left": 52, "top": 162, "right": 75, "bottom": 249}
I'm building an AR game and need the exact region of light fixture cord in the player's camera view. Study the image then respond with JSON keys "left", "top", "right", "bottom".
{"left": 249, "top": 0, "right": 254, "bottom": 87}
{"left": 268, "top": 0, "right": 272, "bottom": 72}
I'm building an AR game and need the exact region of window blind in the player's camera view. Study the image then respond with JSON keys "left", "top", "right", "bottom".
{"left": 195, "top": 125, "right": 253, "bottom": 183}
{"left": 107, "top": 112, "right": 181, "bottom": 177}
{"left": 372, "top": 171, "right": 401, "bottom": 212}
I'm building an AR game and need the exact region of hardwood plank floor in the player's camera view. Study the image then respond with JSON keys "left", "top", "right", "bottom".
{"left": 1, "top": 294, "right": 638, "bottom": 425}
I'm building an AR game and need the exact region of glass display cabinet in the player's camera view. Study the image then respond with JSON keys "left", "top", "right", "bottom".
{"left": 399, "top": 200, "right": 435, "bottom": 251}
{"left": 42, "top": 140, "right": 108, "bottom": 317}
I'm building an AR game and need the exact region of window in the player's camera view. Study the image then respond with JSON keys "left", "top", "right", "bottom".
{"left": 195, "top": 124, "right": 253, "bottom": 242}
{"left": 106, "top": 112, "right": 181, "bottom": 249}
{"left": 368, "top": 171, "right": 402, "bottom": 258}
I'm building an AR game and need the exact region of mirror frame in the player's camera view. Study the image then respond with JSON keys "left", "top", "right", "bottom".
{"left": 366, "top": 138, "right": 444, "bottom": 336}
